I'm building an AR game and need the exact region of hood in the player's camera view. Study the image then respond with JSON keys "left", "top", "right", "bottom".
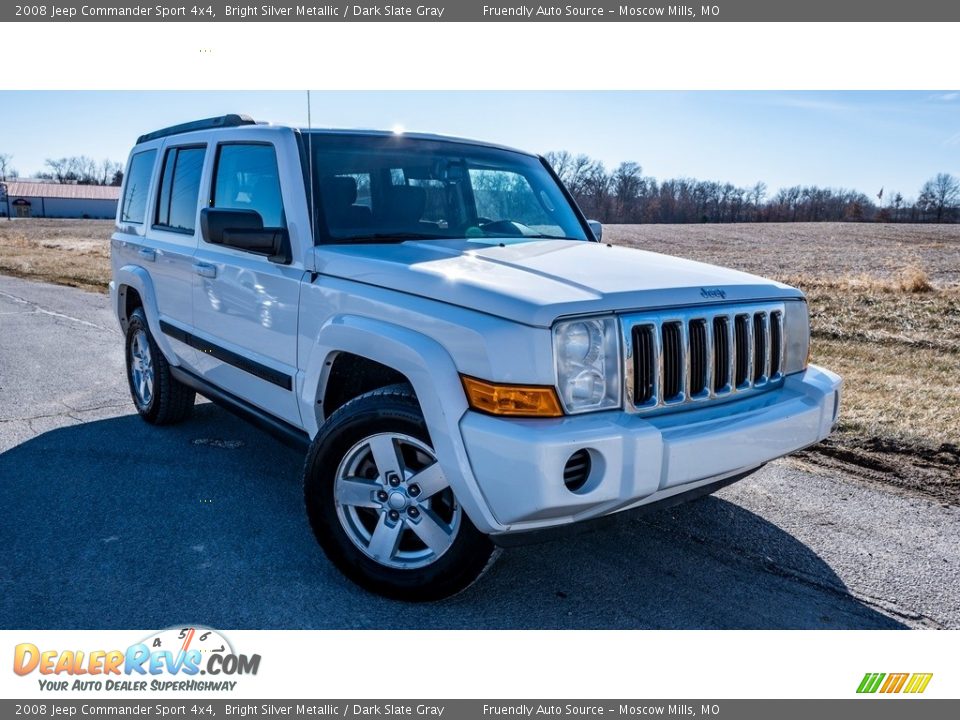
{"left": 313, "top": 239, "right": 802, "bottom": 327}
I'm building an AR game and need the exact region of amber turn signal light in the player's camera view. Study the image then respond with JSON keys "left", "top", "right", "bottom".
{"left": 461, "top": 376, "right": 564, "bottom": 418}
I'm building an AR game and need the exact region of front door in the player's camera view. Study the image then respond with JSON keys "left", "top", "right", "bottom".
{"left": 190, "top": 141, "right": 304, "bottom": 427}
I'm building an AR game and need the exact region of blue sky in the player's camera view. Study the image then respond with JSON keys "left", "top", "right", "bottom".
{"left": 1, "top": 91, "right": 957, "bottom": 199}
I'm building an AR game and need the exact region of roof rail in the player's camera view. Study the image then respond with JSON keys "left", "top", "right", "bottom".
{"left": 136, "top": 114, "right": 256, "bottom": 145}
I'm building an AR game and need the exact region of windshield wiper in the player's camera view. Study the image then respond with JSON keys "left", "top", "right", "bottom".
{"left": 336, "top": 232, "right": 445, "bottom": 244}
{"left": 513, "top": 234, "right": 584, "bottom": 241}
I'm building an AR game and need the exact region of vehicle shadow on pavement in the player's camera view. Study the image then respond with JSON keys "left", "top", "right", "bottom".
{"left": 0, "top": 402, "right": 904, "bottom": 630}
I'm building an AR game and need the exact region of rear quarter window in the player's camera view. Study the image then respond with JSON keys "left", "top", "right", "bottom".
{"left": 119, "top": 150, "right": 156, "bottom": 224}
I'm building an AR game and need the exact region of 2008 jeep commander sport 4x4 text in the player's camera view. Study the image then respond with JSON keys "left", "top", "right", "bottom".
{"left": 110, "top": 114, "right": 842, "bottom": 600}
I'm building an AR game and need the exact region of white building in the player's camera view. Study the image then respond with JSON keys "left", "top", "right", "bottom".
{"left": 1, "top": 181, "right": 119, "bottom": 219}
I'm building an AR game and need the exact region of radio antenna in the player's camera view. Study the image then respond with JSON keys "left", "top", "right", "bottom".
{"left": 306, "top": 90, "right": 315, "bottom": 244}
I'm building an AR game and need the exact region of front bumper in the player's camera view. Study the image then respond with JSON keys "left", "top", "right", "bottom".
{"left": 459, "top": 364, "right": 841, "bottom": 535}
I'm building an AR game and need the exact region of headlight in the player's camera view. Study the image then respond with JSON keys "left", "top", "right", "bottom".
{"left": 553, "top": 316, "right": 621, "bottom": 413}
{"left": 783, "top": 299, "right": 810, "bottom": 375}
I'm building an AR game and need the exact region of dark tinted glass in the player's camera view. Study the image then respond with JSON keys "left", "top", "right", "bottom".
{"left": 155, "top": 146, "right": 205, "bottom": 233}
{"left": 305, "top": 134, "right": 588, "bottom": 244}
{"left": 120, "top": 150, "right": 155, "bottom": 224}
{"left": 212, "top": 144, "right": 285, "bottom": 228}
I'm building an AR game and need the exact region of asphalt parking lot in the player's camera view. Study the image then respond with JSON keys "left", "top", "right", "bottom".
{"left": 1, "top": 274, "right": 958, "bottom": 629}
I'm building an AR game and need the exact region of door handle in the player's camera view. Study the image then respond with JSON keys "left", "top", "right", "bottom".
{"left": 137, "top": 247, "right": 156, "bottom": 262}
{"left": 194, "top": 263, "right": 217, "bottom": 278}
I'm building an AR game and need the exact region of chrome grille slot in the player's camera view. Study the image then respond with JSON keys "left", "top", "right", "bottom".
{"left": 770, "top": 311, "right": 783, "bottom": 378}
{"left": 753, "top": 312, "right": 767, "bottom": 384}
{"left": 734, "top": 314, "right": 750, "bottom": 388}
{"left": 661, "top": 322, "right": 684, "bottom": 401}
{"left": 632, "top": 324, "right": 656, "bottom": 405}
{"left": 712, "top": 316, "right": 730, "bottom": 392}
{"left": 689, "top": 319, "right": 708, "bottom": 397}
{"left": 623, "top": 301, "right": 789, "bottom": 415}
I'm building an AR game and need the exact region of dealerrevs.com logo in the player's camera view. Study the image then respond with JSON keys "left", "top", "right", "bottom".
{"left": 13, "top": 626, "right": 260, "bottom": 692}
{"left": 857, "top": 672, "right": 933, "bottom": 694}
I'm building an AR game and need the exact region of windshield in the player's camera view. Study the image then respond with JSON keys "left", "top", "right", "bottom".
{"left": 303, "top": 133, "right": 590, "bottom": 244}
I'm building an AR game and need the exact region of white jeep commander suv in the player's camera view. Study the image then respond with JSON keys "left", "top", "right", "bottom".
{"left": 110, "top": 114, "right": 842, "bottom": 600}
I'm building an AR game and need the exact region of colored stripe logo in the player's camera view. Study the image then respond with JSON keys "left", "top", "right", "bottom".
{"left": 857, "top": 672, "right": 933, "bottom": 694}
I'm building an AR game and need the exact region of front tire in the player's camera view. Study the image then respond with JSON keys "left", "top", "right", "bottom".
{"left": 303, "top": 385, "right": 497, "bottom": 601}
{"left": 125, "top": 307, "right": 195, "bottom": 425}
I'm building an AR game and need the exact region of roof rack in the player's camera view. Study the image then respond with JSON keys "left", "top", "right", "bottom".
{"left": 136, "top": 114, "right": 256, "bottom": 145}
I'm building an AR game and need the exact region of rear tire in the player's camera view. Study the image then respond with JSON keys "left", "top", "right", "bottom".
{"left": 303, "top": 384, "right": 497, "bottom": 601}
{"left": 125, "top": 307, "right": 195, "bottom": 425}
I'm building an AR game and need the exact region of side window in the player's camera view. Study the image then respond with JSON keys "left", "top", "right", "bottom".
{"left": 154, "top": 146, "right": 205, "bottom": 233}
{"left": 120, "top": 150, "right": 156, "bottom": 224}
{"left": 469, "top": 168, "right": 561, "bottom": 235}
{"left": 211, "top": 144, "right": 285, "bottom": 228}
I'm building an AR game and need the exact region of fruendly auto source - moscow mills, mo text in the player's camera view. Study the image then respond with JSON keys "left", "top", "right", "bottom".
{"left": 19, "top": 3, "right": 716, "bottom": 20}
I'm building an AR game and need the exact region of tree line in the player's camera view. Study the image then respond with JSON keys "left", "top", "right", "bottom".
{"left": 544, "top": 151, "right": 960, "bottom": 224}
{"left": 0, "top": 153, "right": 122, "bottom": 186}
{"left": 2, "top": 149, "right": 957, "bottom": 223}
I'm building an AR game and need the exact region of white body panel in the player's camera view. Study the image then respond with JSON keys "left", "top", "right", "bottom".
{"left": 315, "top": 239, "right": 802, "bottom": 327}
{"left": 189, "top": 127, "right": 311, "bottom": 425}
{"left": 110, "top": 123, "right": 842, "bottom": 539}
{"left": 460, "top": 365, "right": 840, "bottom": 532}
{"left": 190, "top": 252, "right": 305, "bottom": 425}
{"left": 111, "top": 136, "right": 200, "bottom": 370}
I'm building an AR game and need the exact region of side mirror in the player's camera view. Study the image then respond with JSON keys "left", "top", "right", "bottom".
{"left": 587, "top": 219, "right": 603, "bottom": 242}
{"left": 200, "top": 207, "right": 291, "bottom": 264}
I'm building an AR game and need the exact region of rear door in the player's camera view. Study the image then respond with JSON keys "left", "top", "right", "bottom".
{"left": 114, "top": 140, "right": 208, "bottom": 369}
{"left": 190, "top": 134, "right": 306, "bottom": 426}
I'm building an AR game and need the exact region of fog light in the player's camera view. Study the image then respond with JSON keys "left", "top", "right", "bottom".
{"left": 563, "top": 449, "right": 592, "bottom": 493}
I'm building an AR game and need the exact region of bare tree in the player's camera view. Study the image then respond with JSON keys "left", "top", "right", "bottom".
{"left": 42, "top": 157, "right": 75, "bottom": 183}
{"left": 97, "top": 158, "right": 121, "bottom": 186}
{"left": 749, "top": 182, "right": 767, "bottom": 220}
{"left": 891, "top": 192, "right": 904, "bottom": 222}
{"left": 0, "top": 153, "right": 17, "bottom": 181}
{"left": 612, "top": 162, "right": 643, "bottom": 222}
{"left": 543, "top": 151, "right": 568, "bottom": 175}
{"left": 543, "top": 149, "right": 922, "bottom": 224}
{"left": 41, "top": 155, "right": 120, "bottom": 185}
{"left": 918, "top": 173, "right": 960, "bottom": 223}
{"left": 564, "top": 154, "right": 600, "bottom": 197}
{"left": 75, "top": 156, "right": 98, "bottom": 184}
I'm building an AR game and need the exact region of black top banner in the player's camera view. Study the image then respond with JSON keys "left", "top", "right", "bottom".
{"left": 4, "top": 0, "right": 958, "bottom": 22}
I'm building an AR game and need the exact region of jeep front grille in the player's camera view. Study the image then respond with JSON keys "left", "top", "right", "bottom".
{"left": 632, "top": 324, "right": 656, "bottom": 404}
{"left": 661, "top": 322, "right": 683, "bottom": 400}
{"left": 623, "top": 302, "right": 786, "bottom": 413}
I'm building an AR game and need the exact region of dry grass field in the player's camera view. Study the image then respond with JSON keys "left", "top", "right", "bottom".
{"left": 0, "top": 218, "right": 112, "bottom": 292}
{"left": 2, "top": 219, "right": 958, "bottom": 500}
{"left": 608, "top": 223, "right": 960, "bottom": 502}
